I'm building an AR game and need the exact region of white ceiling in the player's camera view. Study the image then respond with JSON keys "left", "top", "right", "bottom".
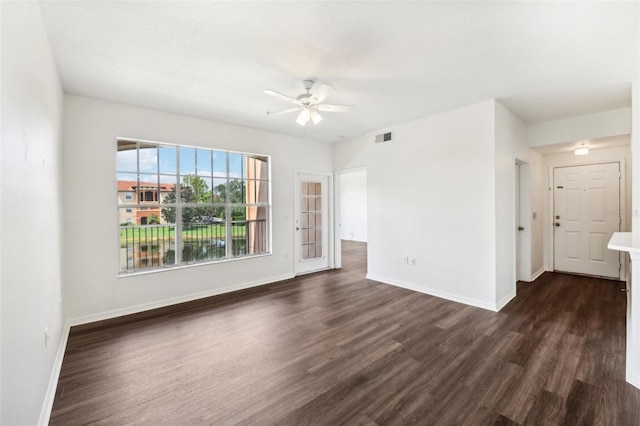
{"left": 38, "top": 1, "right": 639, "bottom": 143}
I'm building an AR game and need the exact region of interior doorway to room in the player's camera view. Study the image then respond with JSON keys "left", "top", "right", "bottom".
{"left": 339, "top": 169, "right": 367, "bottom": 242}
{"left": 553, "top": 162, "right": 621, "bottom": 279}
{"left": 294, "top": 172, "right": 330, "bottom": 275}
{"left": 515, "top": 161, "right": 531, "bottom": 283}
{"left": 335, "top": 168, "right": 367, "bottom": 269}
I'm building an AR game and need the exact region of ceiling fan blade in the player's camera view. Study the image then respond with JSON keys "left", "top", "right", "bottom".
{"left": 310, "top": 84, "right": 334, "bottom": 103}
{"left": 267, "top": 107, "right": 301, "bottom": 116}
{"left": 264, "top": 90, "right": 302, "bottom": 105}
{"left": 317, "top": 104, "right": 355, "bottom": 113}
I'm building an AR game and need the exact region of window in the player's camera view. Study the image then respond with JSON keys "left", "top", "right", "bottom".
{"left": 117, "top": 140, "right": 270, "bottom": 274}
{"left": 141, "top": 191, "right": 157, "bottom": 202}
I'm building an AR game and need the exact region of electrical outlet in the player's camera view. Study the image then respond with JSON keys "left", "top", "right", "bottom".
{"left": 403, "top": 256, "right": 409, "bottom": 264}
{"left": 410, "top": 258, "right": 416, "bottom": 266}
{"left": 44, "top": 328, "right": 50, "bottom": 347}
{"left": 284, "top": 252, "right": 289, "bottom": 259}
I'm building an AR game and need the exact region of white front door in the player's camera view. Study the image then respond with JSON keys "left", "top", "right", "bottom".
{"left": 553, "top": 163, "right": 620, "bottom": 278}
{"left": 295, "top": 173, "right": 329, "bottom": 275}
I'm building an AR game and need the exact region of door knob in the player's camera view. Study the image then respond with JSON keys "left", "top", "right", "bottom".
{"left": 518, "top": 226, "right": 524, "bottom": 231}
{"left": 555, "top": 222, "right": 560, "bottom": 227}
{"left": 555, "top": 215, "right": 560, "bottom": 219}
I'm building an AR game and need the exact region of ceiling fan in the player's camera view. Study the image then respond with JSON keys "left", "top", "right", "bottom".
{"left": 264, "top": 80, "right": 354, "bottom": 126}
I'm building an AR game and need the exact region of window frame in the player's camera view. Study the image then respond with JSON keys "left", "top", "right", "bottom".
{"left": 116, "top": 138, "right": 272, "bottom": 276}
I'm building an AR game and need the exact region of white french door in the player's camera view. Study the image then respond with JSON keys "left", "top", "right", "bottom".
{"left": 553, "top": 163, "right": 620, "bottom": 278}
{"left": 294, "top": 172, "right": 329, "bottom": 275}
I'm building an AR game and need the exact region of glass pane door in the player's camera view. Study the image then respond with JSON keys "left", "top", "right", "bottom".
{"left": 295, "top": 173, "right": 329, "bottom": 275}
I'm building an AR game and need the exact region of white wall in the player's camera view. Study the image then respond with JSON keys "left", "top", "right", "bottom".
{"left": 542, "top": 144, "right": 632, "bottom": 272}
{"left": 529, "top": 150, "right": 545, "bottom": 277}
{"left": 339, "top": 169, "right": 367, "bottom": 242}
{"left": 494, "top": 102, "right": 527, "bottom": 306}
{"left": 528, "top": 107, "right": 631, "bottom": 147}
{"left": 633, "top": 82, "right": 639, "bottom": 234}
{"left": 629, "top": 80, "right": 639, "bottom": 388}
{"left": 333, "top": 136, "right": 367, "bottom": 171}
{"left": 63, "top": 95, "right": 333, "bottom": 322}
{"left": 338, "top": 101, "right": 500, "bottom": 310}
{"left": 1, "top": 2, "right": 65, "bottom": 424}
{"left": 494, "top": 101, "right": 546, "bottom": 304}
{"left": 333, "top": 100, "right": 546, "bottom": 311}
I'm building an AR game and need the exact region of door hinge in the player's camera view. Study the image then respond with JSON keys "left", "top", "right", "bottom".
{"left": 619, "top": 263, "right": 622, "bottom": 271}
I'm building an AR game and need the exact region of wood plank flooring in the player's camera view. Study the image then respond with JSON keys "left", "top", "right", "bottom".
{"left": 50, "top": 241, "right": 640, "bottom": 425}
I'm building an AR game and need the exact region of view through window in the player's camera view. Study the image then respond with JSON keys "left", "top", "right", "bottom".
{"left": 117, "top": 140, "right": 270, "bottom": 273}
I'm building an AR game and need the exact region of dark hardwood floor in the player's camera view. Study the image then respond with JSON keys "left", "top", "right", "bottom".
{"left": 50, "top": 241, "right": 640, "bottom": 425}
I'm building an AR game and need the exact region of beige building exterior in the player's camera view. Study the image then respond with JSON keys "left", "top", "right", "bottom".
{"left": 118, "top": 180, "right": 173, "bottom": 225}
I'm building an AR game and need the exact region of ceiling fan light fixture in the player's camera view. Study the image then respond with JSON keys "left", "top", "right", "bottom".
{"left": 310, "top": 109, "right": 323, "bottom": 125}
{"left": 296, "top": 108, "right": 311, "bottom": 126}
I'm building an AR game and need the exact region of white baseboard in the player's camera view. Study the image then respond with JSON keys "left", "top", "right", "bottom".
{"left": 38, "top": 321, "right": 71, "bottom": 426}
{"left": 627, "top": 372, "right": 640, "bottom": 390}
{"left": 495, "top": 289, "right": 516, "bottom": 311}
{"left": 366, "top": 273, "right": 499, "bottom": 312}
{"left": 529, "top": 268, "right": 545, "bottom": 282}
{"left": 68, "top": 273, "right": 294, "bottom": 327}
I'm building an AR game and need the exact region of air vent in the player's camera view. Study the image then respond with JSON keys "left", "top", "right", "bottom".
{"left": 374, "top": 131, "right": 393, "bottom": 144}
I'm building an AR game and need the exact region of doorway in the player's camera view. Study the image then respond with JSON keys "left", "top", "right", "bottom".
{"left": 552, "top": 162, "right": 621, "bottom": 278}
{"left": 515, "top": 161, "right": 531, "bottom": 283}
{"left": 339, "top": 169, "right": 367, "bottom": 242}
{"left": 334, "top": 168, "right": 368, "bottom": 270}
{"left": 294, "top": 172, "right": 330, "bottom": 275}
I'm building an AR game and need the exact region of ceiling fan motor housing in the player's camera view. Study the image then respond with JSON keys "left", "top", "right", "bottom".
{"left": 297, "top": 93, "right": 313, "bottom": 106}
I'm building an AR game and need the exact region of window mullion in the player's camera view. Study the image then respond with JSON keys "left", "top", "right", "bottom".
{"left": 175, "top": 147, "right": 182, "bottom": 266}
{"left": 225, "top": 154, "right": 231, "bottom": 259}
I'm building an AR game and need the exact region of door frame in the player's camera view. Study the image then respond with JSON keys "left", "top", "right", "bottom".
{"left": 293, "top": 170, "right": 335, "bottom": 275}
{"left": 515, "top": 161, "right": 531, "bottom": 282}
{"left": 548, "top": 160, "right": 626, "bottom": 280}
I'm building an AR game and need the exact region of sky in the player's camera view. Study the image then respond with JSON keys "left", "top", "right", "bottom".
{"left": 116, "top": 143, "right": 266, "bottom": 185}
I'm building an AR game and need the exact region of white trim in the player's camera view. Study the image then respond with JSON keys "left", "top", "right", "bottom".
{"left": 530, "top": 267, "right": 546, "bottom": 282}
{"left": 38, "top": 321, "right": 71, "bottom": 426}
{"left": 628, "top": 373, "right": 640, "bottom": 390}
{"left": 294, "top": 267, "right": 330, "bottom": 276}
{"left": 68, "top": 273, "right": 294, "bottom": 326}
{"left": 366, "top": 273, "right": 500, "bottom": 312}
{"left": 495, "top": 289, "right": 516, "bottom": 311}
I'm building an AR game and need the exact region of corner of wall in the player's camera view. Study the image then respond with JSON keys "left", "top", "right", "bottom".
{"left": 37, "top": 322, "right": 70, "bottom": 426}
{"left": 632, "top": 81, "right": 639, "bottom": 232}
